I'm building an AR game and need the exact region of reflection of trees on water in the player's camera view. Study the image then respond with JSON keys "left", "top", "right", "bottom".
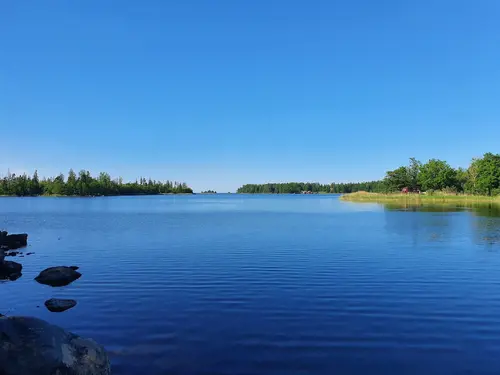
{"left": 470, "top": 204, "right": 500, "bottom": 246}
{"left": 382, "top": 203, "right": 500, "bottom": 246}
{"left": 383, "top": 204, "right": 454, "bottom": 246}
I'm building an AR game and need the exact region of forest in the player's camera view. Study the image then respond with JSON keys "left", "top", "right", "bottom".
{"left": 0, "top": 169, "right": 193, "bottom": 196}
{"left": 237, "top": 181, "right": 385, "bottom": 194}
{"left": 237, "top": 153, "right": 500, "bottom": 196}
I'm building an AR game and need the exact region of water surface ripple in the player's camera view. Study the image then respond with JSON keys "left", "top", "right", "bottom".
{"left": 1, "top": 195, "right": 500, "bottom": 375}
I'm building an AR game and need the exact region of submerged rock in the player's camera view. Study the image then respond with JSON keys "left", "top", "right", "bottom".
{"left": 0, "top": 232, "right": 28, "bottom": 250}
{"left": 35, "top": 266, "right": 81, "bottom": 287}
{"left": 0, "top": 315, "right": 110, "bottom": 375}
{"left": 0, "top": 260, "right": 22, "bottom": 281}
{"left": 45, "top": 298, "right": 77, "bottom": 313}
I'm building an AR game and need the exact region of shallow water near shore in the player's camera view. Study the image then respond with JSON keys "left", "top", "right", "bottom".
{"left": 1, "top": 194, "right": 500, "bottom": 375}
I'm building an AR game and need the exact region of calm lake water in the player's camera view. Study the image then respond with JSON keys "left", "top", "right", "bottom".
{"left": 2, "top": 194, "right": 500, "bottom": 375}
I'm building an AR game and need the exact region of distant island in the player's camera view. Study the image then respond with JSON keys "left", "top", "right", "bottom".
{"left": 200, "top": 190, "right": 217, "bottom": 194}
{"left": 0, "top": 169, "right": 193, "bottom": 197}
{"left": 237, "top": 181, "right": 383, "bottom": 194}
{"left": 238, "top": 152, "right": 500, "bottom": 198}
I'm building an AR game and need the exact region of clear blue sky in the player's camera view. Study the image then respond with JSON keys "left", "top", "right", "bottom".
{"left": 2, "top": 1, "right": 499, "bottom": 192}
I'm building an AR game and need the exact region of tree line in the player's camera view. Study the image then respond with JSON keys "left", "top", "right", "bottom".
{"left": 237, "top": 152, "right": 500, "bottom": 196}
{"left": 384, "top": 153, "right": 500, "bottom": 196}
{"left": 0, "top": 169, "right": 193, "bottom": 196}
{"left": 237, "top": 181, "right": 385, "bottom": 194}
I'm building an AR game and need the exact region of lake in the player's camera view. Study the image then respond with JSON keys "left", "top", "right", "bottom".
{"left": 2, "top": 194, "right": 500, "bottom": 375}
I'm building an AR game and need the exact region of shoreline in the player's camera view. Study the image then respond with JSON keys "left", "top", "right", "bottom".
{"left": 340, "top": 192, "right": 500, "bottom": 204}
{"left": 0, "top": 193, "right": 195, "bottom": 198}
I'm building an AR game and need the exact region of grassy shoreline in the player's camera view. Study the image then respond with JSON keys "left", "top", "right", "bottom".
{"left": 340, "top": 192, "right": 500, "bottom": 204}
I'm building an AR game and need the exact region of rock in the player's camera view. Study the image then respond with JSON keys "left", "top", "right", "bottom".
{"left": 0, "top": 260, "right": 22, "bottom": 281}
{"left": 0, "top": 316, "right": 110, "bottom": 375}
{"left": 45, "top": 298, "right": 77, "bottom": 313}
{"left": 26, "top": 252, "right": 34, "bottom": 256}
{"left": 34, "top": 266, "right": 81, "bottom": 287}
{"left": 0, "top": 232, "right": 28, "bottom": 250}
{"left": 6, "top": 251, "right": 20, "bottom": 257}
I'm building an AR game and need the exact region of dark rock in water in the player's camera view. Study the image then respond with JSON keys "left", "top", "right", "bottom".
{"left": 45, "top": 298, "right": 77, "bottom": 313}
{"left": 0, "top": 260, "right": 22, "bottom": 281}
{"left": 0, "top": 232, "right": 28, "bottom": 250}
{"left": 0, "top": 316, "right": 110, "bottom": 375}
{"left": 34, "top": 266, "right": 81, "bottom": 287}
{"left": 5, "top": 251, "right": 20, "bottom": 257}
{"left": 26, "top": 252, "right": 34, "bottom": 256}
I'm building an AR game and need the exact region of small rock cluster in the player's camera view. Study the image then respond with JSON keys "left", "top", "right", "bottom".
{"left": 0, "top": 232, "right": 28, "bottom": 280}
{"left": 1, "top": 231, "right": 80, "bottom": 312}
{"left": 0, "top": 231, "right": 110, "bottom": 374}
{"left": 35, "top": 266, "right": 80, "bottom": 312}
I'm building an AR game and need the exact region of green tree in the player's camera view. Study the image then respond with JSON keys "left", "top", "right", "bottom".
{"left": 52, "top": 174, "right": 65, "bottom": 195}
{"left": 475, "top": 153, "right": 500, "bottom": 196}
{"left": 418, "top": 159, "right": 457, "bottom": 192}
{"left": 407, "top": 157, "right": 421, "bottom": 191}
{"left": 384, "top": 166, "right": 409, "bottom": 192}
{"left": 78, "top": 170, "right": 92, "bottom": 196}
{"left": 30, "top": 170, "right": 42, "bottom": 195}
{"left": 67, "top": 169, "right": 77, "bottom": 196}
{"left": 455, "top": 167, "right": 468, "bottom": 193}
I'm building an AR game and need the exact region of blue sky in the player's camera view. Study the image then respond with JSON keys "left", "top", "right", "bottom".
{"left": 1, "top": 1, "right": 499, "bottom": 192}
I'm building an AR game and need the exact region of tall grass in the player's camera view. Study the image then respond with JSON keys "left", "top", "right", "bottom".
{"left": 340, "top": 192, "right": 500, "bottom": 204}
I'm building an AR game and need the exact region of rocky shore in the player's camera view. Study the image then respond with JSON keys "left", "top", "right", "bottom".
{"left": 0, "top": 231, "right": 111, "bottom": 374}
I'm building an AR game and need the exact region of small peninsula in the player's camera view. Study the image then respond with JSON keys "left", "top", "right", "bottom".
{"left": 237, "top": 152, "right": 500, "bottom": 201}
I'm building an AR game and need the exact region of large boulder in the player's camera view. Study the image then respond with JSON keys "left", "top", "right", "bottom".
{"left": 0, "top": 316, "right": 110, "bottom": 375}
{"left": 0, "top": 232, "right": 28, "bottom": 250}
{"left": 45, "top": 298, "right": 77, "bottom": 313}
{"left": 35, "top": 266, "right": 81, "bottom": 287}
{"left": 0, "top": 260, "right": 22, "bottom": 281}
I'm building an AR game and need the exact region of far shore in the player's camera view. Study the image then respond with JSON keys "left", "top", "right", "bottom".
{"left": 0, "top": 193, "right": 195, "bottom": 198}
{"left": 341, "top": 192, "right": 500, "bottom": 204}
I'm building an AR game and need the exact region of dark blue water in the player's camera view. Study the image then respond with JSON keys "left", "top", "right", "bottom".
{"left": 2, "top": 195, "right": 500, "bottom": 375}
